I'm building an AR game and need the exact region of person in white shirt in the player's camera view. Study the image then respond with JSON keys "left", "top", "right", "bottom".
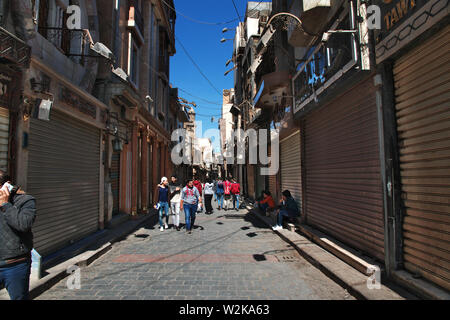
{"left": 168, "top": 175, "right": 182, "bottom": 231}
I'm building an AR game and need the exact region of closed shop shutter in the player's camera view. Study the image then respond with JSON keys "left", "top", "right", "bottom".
{"left": 111, "top": 150, "right": 120, "bottom": 215}
{"left": 280, "top": 131, "right": 301, "bottom": 206}
{"left": 0, "top": 107, "right": 9, "bottom": 171}
{"left": 28, "top": 110, "right": 100, "bottom": 256}
{"left": 393, "top": 25, "right": 450, "bottom": 291}
{"left": 304, "top": 76, "right": 384, "bottom": 261}
{"left": 267, "top": 146, "right": 278, "bottom": 200}
{"left": 247, "top": 164, "right": 255, "bottom": 199}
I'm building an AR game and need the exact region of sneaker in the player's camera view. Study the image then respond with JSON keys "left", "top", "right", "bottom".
{"left": 176, "top": 226, "right": 180, "bottom": 231}
{"left": 272, "top": 225, "right": 283, "bottom": 231}
{"left": 160, "top": 226, "right": 164, "bottom": 231}
{"left": 188, "top": 230, "right": 192, "bottom": 235}
{"left": 164, "top": 223, "right": 168, "bottom": 229}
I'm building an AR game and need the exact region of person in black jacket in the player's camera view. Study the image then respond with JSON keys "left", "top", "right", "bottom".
{"left": 0, "top": 170, "right": 36, "bottom": 300}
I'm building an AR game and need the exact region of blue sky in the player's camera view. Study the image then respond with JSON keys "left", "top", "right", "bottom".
{"left": 169, "top": 0, "right": 254, "bottom": 151}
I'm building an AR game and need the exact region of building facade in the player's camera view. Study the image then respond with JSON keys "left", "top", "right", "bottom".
{"left": 0, "top": 0, "right": 179, "bottom": 263}
{"left": 233, "top": 0, "right": 449, "bottom": 296}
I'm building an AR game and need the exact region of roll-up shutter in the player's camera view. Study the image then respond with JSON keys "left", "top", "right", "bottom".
{"left": 28, "top": 110, "right": 100, "bottom": 256}
{"left": 393, "top": 25, "right": 450, "bottom": 291}
{"left": 247, "top": 165, "right": 255, "bottom": 199}
{"left": 280, "top": 131, "right": 301, "bottom": 205}
{"left": 267, "top": 146, "right": 277, "bottom": 200}
{"left": 0, "top": 107, "right": 9, "bottom": 171}
{"left": 111, "top": 150, "right": 120, "bottom": 215}
{"left": 304, "top": 76, "right": 384, "bottom": 261}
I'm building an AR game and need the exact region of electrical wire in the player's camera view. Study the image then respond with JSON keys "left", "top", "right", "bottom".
{"left": 177, "top": 88, "right": 223, "bottom": 106}
{"left": 161, "top": 0, "right": 266, "bottom": 26}
{"left": 175, "top": 34, "right": 223, "bottom": 97}
{"left": 231, "top": 0, "right": 242, "bottom": 23}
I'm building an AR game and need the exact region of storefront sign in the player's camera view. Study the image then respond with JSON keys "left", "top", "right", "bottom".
{"left": 374, "top": 0, "right": 426, "bottom": 43}
{"left": 374, "top": 0, "right": 448, "bottom": 62}
{"left": 60, "top": 86, "right": 97, "bottom": 119}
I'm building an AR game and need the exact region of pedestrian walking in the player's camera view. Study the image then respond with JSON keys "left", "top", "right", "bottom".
{"left": 169, "top": 175, "right": 182, "bottom": 231}
{"left": 216, "top": 178, "right": 224, "bottom": 210}
{"left": 203, "top": 179, "right": 214, "bottom": 214}
{"left": 272, "top": 190, "right": 300, "bottom": 231}
{"left": 230, "top": 178, "right": 241, "bottom": 211}
{"left": 193, "top": 177, "right": 203, "bottom": 213}
{"left": 0, "top": 170, "right": 37, "bottom": 300}
{"left": 212, "top": 179, "right": 218, "bottom": 202}
{"left": 223, "top": 178, "right": 232, "bottom": 211}
{"left": 154, "top": 177, "right": 171, "bottom": 232}
{"left": 180, "top": 179, "right": 202, "bottom": 234}
{"left": 256, "top": 190, "right": 276, "bottom": 215}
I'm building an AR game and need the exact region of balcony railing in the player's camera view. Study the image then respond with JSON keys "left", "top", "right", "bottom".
{"left": 36, "top": 27, "right": 90, "bottom": 64}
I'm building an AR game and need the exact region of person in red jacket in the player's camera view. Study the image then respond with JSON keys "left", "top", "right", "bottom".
{"left": 230, "top": 178, "right": 241, "bottom": 211}
{"left": 193, "top": 178, "right": 203, "bottom": 212}
{"left": 257, "top": 190, "right": 276, "bottom": 215}
{"left": 223, "top": 178, "right": 232, "bottom": 211}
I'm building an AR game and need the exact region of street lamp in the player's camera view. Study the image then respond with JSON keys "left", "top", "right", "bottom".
{"left": 224, "top": 65, "right": 237, "bottom": 76}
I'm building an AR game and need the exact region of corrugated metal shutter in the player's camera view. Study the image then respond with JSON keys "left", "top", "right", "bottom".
{"left": 394, "top": 25, "right": 450, "bottom": 291}
{"left": 0, "top": 107, "right": 9, "bottom": 171}
{"left": 281, "top": 131, "right": 301, "bottom": 206}
{"left": 111, "top": 151, "right": 120, "bottom": 215}
{"left": 247, "top": 165, "right": 255, "bottom": 199}
{"left": 304, "top": 76, "right": 384, "bottom": 261}
{"left": 267, "top": 146, "right": 278, "bottom": 200}
{"left": 28, "top": 110, "right": 100, "bottom": 256}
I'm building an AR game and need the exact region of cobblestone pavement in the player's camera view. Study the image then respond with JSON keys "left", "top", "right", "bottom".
{"left": 36, "top": 205, "right": 356, "bottom": 300}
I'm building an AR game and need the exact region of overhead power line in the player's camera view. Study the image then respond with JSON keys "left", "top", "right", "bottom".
{"left": 231, "top": 0, "right": 242, "bottom": 23}
{"left": 161, "top": 0, "right": 238, "bottom": 25}
{"left": 161, "top": 0, "right": 266, "bottom": 26}
{"left": 175, "top": 34, "right": 223, "bottom": 97}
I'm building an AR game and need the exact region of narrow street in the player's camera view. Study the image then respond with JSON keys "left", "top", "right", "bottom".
{"left": 36, "top": 205, "right": 355, "bottom": 300}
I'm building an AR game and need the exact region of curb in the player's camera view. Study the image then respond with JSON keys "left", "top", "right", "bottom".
{"left": 0, "top": 211, "right": 157, "bottom": 300}
{"left": 246, "top": 206, "right": 405, "bottom": 300}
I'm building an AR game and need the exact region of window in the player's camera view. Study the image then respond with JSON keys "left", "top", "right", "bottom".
{"left": 128, "top": 33, "right": 140, "bottom": 87}
{"left": 36, "top": 0, "right": 71, "bottom": 55}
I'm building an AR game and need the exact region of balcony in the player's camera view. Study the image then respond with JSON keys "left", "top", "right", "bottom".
{"left": 0, "top": 27, "right": 30, "bottom": 68}
{"left": 253, "top": 71, "right": 291, "bottom": 109}
{"left": 287, "top": 0, "right": 331, "bottom": 47}
{"left": 127, "top": 0, "right": 144, "bottom": 44}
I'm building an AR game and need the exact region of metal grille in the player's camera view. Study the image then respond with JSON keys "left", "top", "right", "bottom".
{"left": 394, "top": 25, "right": 450, "bottom": 291}
{"left": 280, "top": 131, "right": 302, "bottom": 206}
{"left": 304, "top": 75, "right": 385, "bottom": 262}
{"left": 111, "top": 151, "right": 120, "bottom": 215}
{"left": 0, "top": 107, "right": 9, "bottom": 171}
{"left": 28, "top": 110, "right": 100, "bottom": 256}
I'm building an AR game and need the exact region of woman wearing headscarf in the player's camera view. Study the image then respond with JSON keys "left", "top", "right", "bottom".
{"left": 154, "top": 177, "right": 172, "bottom": 232}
